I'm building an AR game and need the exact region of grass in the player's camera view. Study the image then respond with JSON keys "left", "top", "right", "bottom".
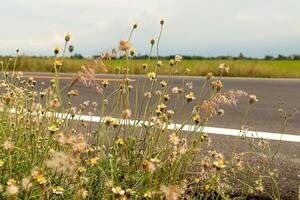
{"left": 2, "top": 56, "right": 300, "bottom": 78}
{"left": 0, "top": 20, "right": 296, "bottom": 199}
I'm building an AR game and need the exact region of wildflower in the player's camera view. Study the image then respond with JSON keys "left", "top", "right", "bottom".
{"left": 79, "top": 189, "right": 88, "bottom": 199}
{"left": 101, "top": 80, "right": 109, "bottom": 87}
{"left": 36, "top": 175, "right": 46, "bottom": 185}
{"left": 112, "top": 120, "right": 120, "bottom": 128}
{"left": 218, "top": 63, "right": 230, "bottom": 74}
{"left": 214, "top": 159, "right": 226, "bottom": 169}
{"left": 54, "top": 45, "right": 61, "bottom": 55}
{"left": 65, "top": 33, "right": 71, "bottom": 42}
{"left": 174, "top": 55, "right": 183, "bottom": 64}
{"left": 193, "top": 113, "right": 201, "bottom": 124}
{"left": 119, "top": 40, "right": 130, "bottom": 51}
{"left": 206, "top": 72, "right": 213, "bottom": 80}
{"left": 48, "top": 124, "right": 59, "bottom": 132}
{"left": 112, "top": 186, "right": 125, "bottom": 197}
{"left": 160, "top": 80, "right": 167, "bottom": 87}
{"left": 147, "top": 72, "right": 156, "bottom": 80}
{"left": 217, "top": 109, "right": 225, "bottom": 116}
{"left": 54, "top": 60, "right": 62, "bottom": 68}
{"left": 157, "top": 103, "right": 167, "bottom": 113}
{"left": 105, "top": 116, "right": 114, "bottom": 126}
{"left": 53, "top": 186, "right": 64, "bottom": 194}
{"left": 171, "top": 87, "right": 179, "bottom": 94}
{"left": 142, "top": 63, "right": 148, "bottom": 70}
{"left": 126, "top": 188, "right": 134, "bottom": 196}
{"left": 164, "top": 94, "right": 170, "bottom": 102}
{"left": 50, "top": 98, "right": 60, "bottom": 108}
{"left": 90, "top": 157, "right": 99, "bottom": 166}
{"left": 129, "top": 48, "right": 136, "bottom": 56}
{"left": 144, "top": 91, "right": 152, "bottom": 99}
{"left": 133, "top": 22, "right": 138, "bottom": 29}
{"left": 161, "top": 185, "right": 183, "bottom": 200}
{"left": 212, "top": 80, "right": 223, "bottom": 91}
{"left": 6, "top": 185, "right": 19, "bottom": 196}
{"left": 166, "top": 110, "right": 174, "bottom": 119}
{"left": 68, "top": 89, "right": 79, "bottom": 97}
{"left": 185, "top": 92, "right": 196, "bottom": 102}
{"left": 169, "top": 132, "right": 180, "bottom": 145}
{"left": 157, "top": 60, "right": 163, "bottom": 67}
{"left": 77, "top": 166, "right": 86, "bottom": 173}
{"left": 144, "top": 190, "right": 153, "bottom": 198}
{"left": 3, "top": 141, "right": 14, "bottom": 151}
{"left": 150, "top": 38, "right": 155, "bottom": 45}
{"left": 249, "top": 95, "right": 258, "bottom": 104}
{"left": 122, "top": 109, "right": 132, "bottom": 119}
{"left": 169, "top": 59, "right": 175, "bottom": 67}
{"left": 0, "top": 159, "right": 3, "bottom": 167}
{"left": 116, "top": 138, "right": 124, "bottom": 145}
{"left": 7, "top": 179, "right": 17, "bottom": 186}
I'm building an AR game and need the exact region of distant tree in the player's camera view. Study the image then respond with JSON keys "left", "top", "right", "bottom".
{"left": 71, "top": 53, "right": 84, "bottom": 59}
{"left": 264, "top": 55, "right": 274, "bottom": 60}
{"left": 238, "top": 52, "right": 245, "bottom": 59}
{"left": 277, "top": 54, "right": 288, "bottom": 60}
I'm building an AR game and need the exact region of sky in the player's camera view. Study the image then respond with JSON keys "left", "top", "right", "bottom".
{"left": 1, "top": 0, "right": 300, "bottom": 57}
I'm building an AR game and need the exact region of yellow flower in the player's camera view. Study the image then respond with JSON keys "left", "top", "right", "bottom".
{"left": 193, "top": 113, "right": 201, "bottom": 124}
{"left": 36, "top": 175, "right": 47, "bottom": 185}
{"left": 214, "top": 159, "right": 226, "bottom": 169}
{"left": 90, "top": 157, "right": 99, "bottom": 166}
{"left": 7, "top": 179, "right": 17, "bottom": 186}
{"left": 54, "top": 60, "right": 62, "bottom": 68}
{"left": 0, "top": 159, "right": 4, "bottom": 167}
{"left": 185, "top": 92, "right": 196, "bottom": 102}
{"left": 112, "top": 186, "right": 125, "bottom": 195}
{"left": 101, "top": 80, "right": 109, "bottom": 87}
{"left": 53, "top": 186, "right": 64, "bottom": 194}
{"left": 48, "top": 124, "right": 59, "bottom": 132}
{"left": 147, "top": 72, "right": 156, "bottom": 80}
{"left": 116, "top": 138, "right": 124, "bottom": 145}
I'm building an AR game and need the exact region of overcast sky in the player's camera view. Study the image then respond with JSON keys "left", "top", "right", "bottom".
{"left": 1, "top": 0, "right": 300, "bottom": 57}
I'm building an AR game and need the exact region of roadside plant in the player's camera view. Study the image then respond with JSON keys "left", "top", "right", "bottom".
{"left": 0, "top": 19, "right": 288, "bottom": 199}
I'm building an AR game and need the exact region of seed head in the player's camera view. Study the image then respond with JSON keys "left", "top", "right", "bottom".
{"left": 160, "top": 17, "right": 165, "bottom": 25}
{"left": 133, "top": 22, "right": 138, "bottom": 29}
{"left": 65, "top": 33, "right": 71, "bottom": 42}
{"left": 150, "top": 38, "right": 155, "bottom": 45}
{"left": 54, "top": 45, "right": 61, "bottom": 55}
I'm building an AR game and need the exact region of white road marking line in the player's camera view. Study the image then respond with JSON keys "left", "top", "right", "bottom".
{"left": 17, "top": 110, "right": 298, "bottom": 143}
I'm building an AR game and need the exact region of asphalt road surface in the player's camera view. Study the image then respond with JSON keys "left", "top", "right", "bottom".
{"left": 22, "top": 72, "right": 300, "bottom": 198}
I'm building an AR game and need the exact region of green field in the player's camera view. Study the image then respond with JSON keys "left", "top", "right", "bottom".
{"left": 3, "top": 56, "right": 300, "bottom": 78}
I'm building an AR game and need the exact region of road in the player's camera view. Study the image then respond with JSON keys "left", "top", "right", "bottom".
{"left": 24, "top": 72, "right": 300, "bottom": 134}
{"left": 23, "top": 72, "right": 300, "bottom": 198}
